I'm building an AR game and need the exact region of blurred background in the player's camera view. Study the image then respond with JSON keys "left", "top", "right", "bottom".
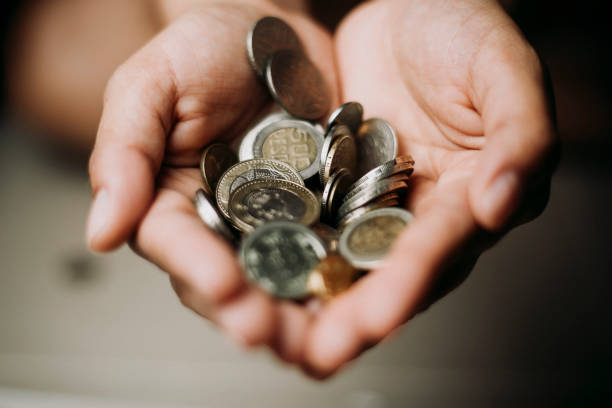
{"left": 1, "top": 1, "right": 611, "bottom": 407}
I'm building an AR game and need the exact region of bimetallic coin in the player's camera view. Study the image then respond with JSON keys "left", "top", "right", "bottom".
{"left": 216, "top": 158, "right": 303, "bottom": 220}
{"left": 228, "top": 179, "right": 320, "bottom": 232}
{"left": 239, "top": 111, "right": 292, "bottom": 161}
{"left": 336, "top": 197, "right": 401, "bottom": 229}
{"left": 307, "top": 255, "right": 358, "bottom": 300}
{"left": 251, "top": 118, "right": 324, "bottom": 180}
{"left": 327, "top": 102, "right": 363, "bottom": 135}
{"left": 337, "top": 179, "right": 409, "bottom": 219}
{"left": 200, "top": 144, "right": 238, "bottom": 198}
{"left": 343, "top": 172, "right": 412, "bottom": 205}
{"left": 246, "top": 16, "right": 303, "bottom": 79}
{"left": 338, "top": 208, "right": 414, "bottom": 269}
{"left": 266, "top": 49, "right": 330, "bottom": 120}
{"left": 355, "top": 118, "right": 398, "bottom": 177}
{"left": 194, "top": 189, "right": 235, "bottom": 242}
{"left": 322, "top": 130, "right": 357, "bottom": 185}
{"left": 239, "top": 221, "right": 328, "bottom": 299}
{"left": 321, "top": 168, "right": 354, "bottom": 223}
{"left": 349, "top": 156, "right": 415, "bottom": 193}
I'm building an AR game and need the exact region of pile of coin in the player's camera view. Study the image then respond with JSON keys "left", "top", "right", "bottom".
{"left": 194, "top": 16, "right": 415, "bottom": 300}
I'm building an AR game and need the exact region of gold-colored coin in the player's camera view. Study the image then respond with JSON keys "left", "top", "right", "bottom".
{"left": 261, "top": 127, "right": 317, "bottom": 171}
{"left": 200, "top": 144, "right": 238, "bottom": 197}
{"left": 307, "top": 254, "right": 357, "bottom": 300}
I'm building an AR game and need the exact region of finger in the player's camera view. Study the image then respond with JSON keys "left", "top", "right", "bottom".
{"left": 468, "top": 36, "right": 558, "bottom": 231}
{"left": 131, "top": 186, "right": 276, "bottom": 347}
{"left": 270, "top": 302, "right": 312, "bottom": 363}
{"left": 304, "top": 182, "right": 476, "bottom": 376}
{"left": 86, "top": 49, "right": 176, "bottom": 252}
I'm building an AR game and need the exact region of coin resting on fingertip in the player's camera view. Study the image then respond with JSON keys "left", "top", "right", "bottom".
{"left": 192, "top": 16, "right": 416, "bottom": 299}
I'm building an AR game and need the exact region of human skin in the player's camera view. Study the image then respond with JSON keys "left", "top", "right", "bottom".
{"left": 83, "top": 0, "right": 557, "bottom": 378}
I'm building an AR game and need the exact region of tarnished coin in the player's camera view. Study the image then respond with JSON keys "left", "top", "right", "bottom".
{"left": 246, "top": 16, "right": 303, "bottom": 79}
{"left": 343, "top": 172, "right": 412, "bottom": 205}
{"left": 216, "top": 158, "right": 303, "bottom": 220}
{"left": 266, "top": 49, "right": 330, "bottom": 120}
{"left": 337, "top": 179, "right": 409, "bottom": 219}
{"left": 327, "top": 102, "right": 363, "bottom": 135}
{"left": 338, "top": 208, "right": 414, "bottom": 269}
{"left": 194, "top": 189, "right": 235, "bottom": 242}
{"left": 322, "top": 131, "right": 357, "bottom": 185}
{"left": 200, "top": 144, "right": 238, "bottom": 197}
{"left": 239, "top": 221, "right": 327, "bottom": 299}
{"left": 349, "top": 156, "right": 415, "bottom": 193}
{"left": 321, "top": 168, "right": 354, "bottom": 223}
{"left": 228, "top": 179, "right": 320, "bottom": 232}
{"left": 307, "top": 254, "right": 358, "bottom": 300}
{"left": 251, "top": 118, "right": 324, "bottom": 180}
{"left": 311, "top": 223, "right": 340, "bottom": 253}
{"left": 336, "top": 197, "right": 401, "bottom": 229}
{"left": 319, "top": 124, "right": 351, "bottom": 186}
{"left": 356, "top": 118, "right": 398, "bottom": 177}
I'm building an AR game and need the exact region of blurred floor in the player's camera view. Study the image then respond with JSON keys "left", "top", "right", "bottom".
{"left": 0, "top": 122, "right": 611, "bottom": 407}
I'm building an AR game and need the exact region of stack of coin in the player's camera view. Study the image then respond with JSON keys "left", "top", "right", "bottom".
{"left": 192, "top": 16, "right": 416, "bottom": 300}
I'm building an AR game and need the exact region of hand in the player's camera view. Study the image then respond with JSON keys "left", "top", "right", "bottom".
{"left": 301, "top": 0, "right": 559, "bottom": 377}
{"left": 85, "top": 0, "right": 338, "bottom": 359}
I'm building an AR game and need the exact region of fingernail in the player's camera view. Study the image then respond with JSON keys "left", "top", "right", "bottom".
{"left": 481, "top": 171, "right": 519, "bottom": 227}
{"left": 86, "top": 189, "right": 110, "bottom": 247}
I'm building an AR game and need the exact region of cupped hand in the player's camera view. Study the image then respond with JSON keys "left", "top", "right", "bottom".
{"left": 301, "top": 0, "right": 559, "bottom": 377}
{"left": 86, "top": 1, "right": 338, "bottom": 359}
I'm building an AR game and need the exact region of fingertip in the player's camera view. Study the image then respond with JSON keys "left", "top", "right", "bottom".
{"left": 271, "top": 303, "right": 311, "bottom": 364}
{"left": 470, "top": 170, "right": 521, "bottom": 231}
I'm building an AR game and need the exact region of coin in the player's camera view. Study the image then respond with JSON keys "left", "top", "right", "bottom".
{"left": 343, "top": 172, "right": 412, "bottom": 205}
{"left": 239, "top": 111, "right": 292, "bottom": 161}
{"left": 199, "top": 144, "right": 238, "bottom": 198}
{"left": 319, "top": 124, "right": 351, "bottom": 186}
{"left": 322, "top": 131, "right": 357, "bottom": 186}
{"left": 194, "top": 189, "right": 235, "bottom": 242}
{"left": 336, "top": 197, "right": 401, "bottom": 229}
{"left": 355, "top": 118, "right": 398, "bottom": 177}
{"left": 215, "top": 158, "right": 303, "bottom": 220}
{"left": 327, "top": 102, "right": 363, "bottom": 135}
{"left": 338, "top": 208, "right": 414, "bottom": 269}
{"left": 307, "top": 254, "right": 358, "bottom": 300}
{"left": 321, "top": 168, "right": 354, "bottom": 223}
{"left": 239, "top": 221, "right": 327, "bottom": 298}
{"left": 228, "top": 179, "right": 320, "bottom": 232}
{"left": 349, "top": 156, "right": 414, "bottom": 193}
{"left": 266, "top": 49, "right": 330, "bottom": 120}
{"left": 251, "top": 118, "right": 324, "bottom": 180}
{"left": 246, "top": 16, "right": 303, "bottom": 79}
{"left": 311, "top": 223, "right": 340, "bottom": 253}
{"left": 337, "top": 179, "right": 409, "bottom": 219}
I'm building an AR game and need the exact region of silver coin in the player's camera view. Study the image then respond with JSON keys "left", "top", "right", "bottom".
{"left": 228, "top": 179, "right": 320, "bottom": 232}
{"left": 246, "top": 16, "right": 303, "bottom": 79}
{"left": 266, "top": 49, "right": 330, "bottom": 120}
{"left": 215, "top": 158, "right": 303, "bottom": 220}
{"left": 239, "top": 111, "right": 292, "bottom": 162}
{"left": 349, "top": 156, "right": 415, "bottom": 193}
{"left": 322, "top": 129, "right": 357, "bottom": 186}
{"left": 355, "top": 118, "right": 398, "bottom": 177}
{"left": 327, "top": 102, "right": 363, "bottom": 135}
{"left": 336, "top": 197, "right": 401, "bottom": 230}
{"left": 250, "top": 118, "right": 324, "bottom": 180}
{"left": 239, "top": 221, "right": 328, "bottom": 298}
{"left": 321, "top": 168, "right": 354, "bottom": 223}
{"left": 338, "top": 208, "right": 414, "bottom": 269}
{"left": 318, "top": 124, "right": 351, "bottom": 186}
{"left": 343, "top": 172, "right": 412, "bottom": 205}
{"left": 194, "top": 189, "right": 235, "bottom": 242}
{"left": 337, "top": 179, "right": 409, "bottom": 219}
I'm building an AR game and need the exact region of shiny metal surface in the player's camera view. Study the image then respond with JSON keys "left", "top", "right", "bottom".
{"left": 337, "top": 179, "right": 409, "bottom": 219}
{"left": 321, "top": 168, "right": 353, "bottom": 223}
{"left": 307, "top": 254, "right": 357, "bottom": 300}
{"left": 322, "top": 128, "right": 357, "bottom": 185}
{"left": 265, "top": 49, "right": 330, "bottom": 120}
{"left": 326, "top": 101, "right": 363, "bottom": 135}
{"left": 356, "top": 118, "right": 398, "bottom": 177}
{"left": 194, "top": 189, "right": 235, "bottom": 242}
{"left": 239, "top": 221, "right": 327, "bottom": 299}
{"left": 199, "top": 143, "right": 238, "bottom": 198}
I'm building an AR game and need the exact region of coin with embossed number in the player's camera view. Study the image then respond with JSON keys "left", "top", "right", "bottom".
{"left": 239, "top": 111, "right": 292, "bottom": 161}
{"left": 327, "top": 101, "right": 363, "bottom": 135}
{"left": 356, "top": 118, "right": 398, "bottom": 177}
{"left": 194, "top": 189, "right": 235, "bottom": 242}
{"left": 215, "top": 158, "right": 303, "bottom": 220}
{"left": 228, "top": 179, "right": 320, "bottom": 232}
{"left": 246, "top": 16, "right": 303, "bottom": 79}
{"left": 200, "top": 144, "right": 238, "bottom": 198}
{"left": 239, "top": 221, "right": 327, "bottom": 298}
{"left": 251, "top": 118, "right": 324, "bottom": 180}
{"left": 307, "top": 254, "right": 358, "bottom": 300}
{"left": 338, "top": 208, "right": 414, "bottom": 269}
{"left": 266, "top": 49, "right": 330, "bottom": 120}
